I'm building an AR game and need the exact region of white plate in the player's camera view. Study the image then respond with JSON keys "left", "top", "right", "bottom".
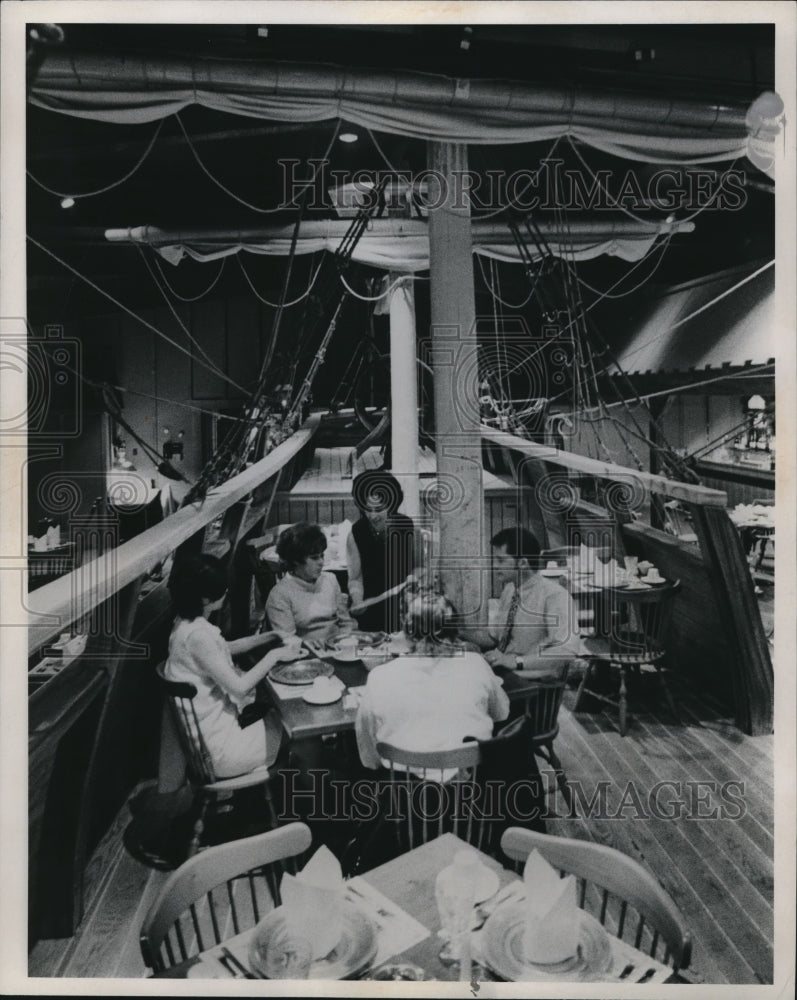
{"left": 330, "top": 648, "right": 361, "bottom": 662}
{"left": 302, "top": 687, "right": 343, "bottom": 705}
{"left": 249, "top": 902, "right": 378, "bottom": 980}
{"left": 481, "top": 904, "right": 612, "bottom": 982}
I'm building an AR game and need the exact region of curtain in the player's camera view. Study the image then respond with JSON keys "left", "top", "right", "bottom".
{"left": 154, "top": 232, "right": 662, "bottom": 271}
{"left": 31, "top": 51, "right": 769, "bottom": 168}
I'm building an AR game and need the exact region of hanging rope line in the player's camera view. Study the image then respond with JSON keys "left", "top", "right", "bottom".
{"left": 151, "top": 253, "right": 226, "bottom": 303}
{"left": 176, "top": 115, "right": 341, "bottom": 214}
{"left": 565, "top": 136, "right": 737, "bottom": 226}
{"left": 27, "top": 235, "right": 251, "bottom": 398}
{"left": 136, "top": 246, "right": 250, "bottom": 394}
{"left": 568, "top": 231, "right": 673, "bottom": 300}
{"left": 476, "top": 255, "right": 535, "bottom": 309}
{"left": 27, "top": 119, "right": 165, "bottom": 199}
{"left": 338, "top": 272, "right": 422, "bottom": 302}
{"left": 237, "top": 252, "right": 324, "bottom": 308}
{"left": 468, "top": 136, "right": 565, "bottom": 221}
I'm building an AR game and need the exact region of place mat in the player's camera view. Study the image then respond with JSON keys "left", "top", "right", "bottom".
{"left": 345, "top": 878, "right": 430, "bottom": 968}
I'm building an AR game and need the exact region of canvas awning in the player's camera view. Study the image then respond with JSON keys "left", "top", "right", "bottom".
{"left": 31, "top": 51, "right": 778, "bottom": 171}
{"left": 105, "top": 218, "right": 693, "bottom": 272}
{"left": 613, "top": 261, "right": 775, "bottom": 375}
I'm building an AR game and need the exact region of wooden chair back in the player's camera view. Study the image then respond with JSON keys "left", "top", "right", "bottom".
{"left": 375, "top": 742, "right": 482, "bottom": 851}
{"left": 500, "top": 827, "right": 692, "bottom": 972}
{"left": 605, "top": 580, "right": 681, "bottom": 662}
{"left": 156, "top": 663, "right": 217, "bottom": 784}
{"left": 522, "top": 663, "right": 570, "bottom": 745}
{"left": 139, "top": 822, "right": 312, "bottom": 972}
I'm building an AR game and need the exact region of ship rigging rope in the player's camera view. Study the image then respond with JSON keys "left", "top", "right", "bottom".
{"left": 512, "top": 212, "right": 692, "bottom": 480}
{"left": 499, "top": 231, "right": 674, "bottom": 384}
{"left": 565, "top": 136, "right": 738, "bottom": 226}
{"left": 476, "top": 255, "right": 535, "bottom": 309}
{"left": 338, "top": 272, "right": 425, "bottom": 302}
{"left": 27, "top": 119, "right": 165, "bottom": 199}
{"left": 27, "top": 235, "right": 252, "bottom": 397}
{"left": 466, "top": 137, "right": 565, "bottom": 222}
{"left": 136, "top": 246, "right": 249, "bottom": 393}
{"left": 237, "top": 252, "right": 324, "bottom": 308}
{"left": 567, "top": 231, "right": 674, "bottom": 300}
{"left": 151, "top": 252, "right": 226, "bottom": 303}
{"left": 176, "top": 115, "right": 341, "bottom": 214}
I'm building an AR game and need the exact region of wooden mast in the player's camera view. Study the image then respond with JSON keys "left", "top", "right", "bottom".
{"left": 426, "top": 141, "right": 484, "bottom": 620}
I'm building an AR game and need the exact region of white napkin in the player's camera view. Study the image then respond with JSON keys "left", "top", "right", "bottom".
{"left": 280, "top": 845, "right": 344, "bottom": 959}
{"left": 522, "top": 849, "right": 579, "bottom": 964}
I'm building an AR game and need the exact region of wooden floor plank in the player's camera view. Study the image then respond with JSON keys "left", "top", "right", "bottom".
{"left": 573, "top": 712, "right": 774, "bottom": 959}
{"left": 62, "top": 846, "right": 167, "bottom": 978}
{"left": 554, "top": 702, "right": 768, "bottom": 983}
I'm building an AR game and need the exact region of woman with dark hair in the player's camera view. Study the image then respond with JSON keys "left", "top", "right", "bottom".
{"left": 355, "top": 586, "right": 509, "bottom": 773}
{"left": 164, "top": 554, "right": 299, "bottom": 778}
{"left": 265, "top": 521, "right": 354, "bottom": 641}
{"left": 346, "top": 469, "right": 416, "bottom": 633}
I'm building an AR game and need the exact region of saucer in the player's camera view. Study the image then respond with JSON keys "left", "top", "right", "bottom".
{"left": 302, "top": 687, "right": 343, "bottom": 705}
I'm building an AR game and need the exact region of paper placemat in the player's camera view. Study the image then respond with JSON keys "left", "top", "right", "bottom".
{"left": 345, "top": 877, "right": 430, "bottom": 968}
{"left": 215, "top": 879, "right": 429, "bottom": 978}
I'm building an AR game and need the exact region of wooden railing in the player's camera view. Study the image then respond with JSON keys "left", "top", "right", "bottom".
{"left": 27, "top": 413, "right": 321, "bottom": 655}
{"left": 482, "top": 428, "right": 773, "bottom": 736}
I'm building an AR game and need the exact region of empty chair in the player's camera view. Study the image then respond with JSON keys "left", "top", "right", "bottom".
{"left": 574, "top": 581, "right": 681, "bottom": 736}
{"left": 500, "top": 827, "right": 691, "bottom": 974}
{"left": 156, "top": 663, "right": 277, "bottom": 858}
{"left": 140, "top": 822, "right": 312, "bottom": 973}
{"left": 520, "top": 664, "right": 574, "bottom": 811}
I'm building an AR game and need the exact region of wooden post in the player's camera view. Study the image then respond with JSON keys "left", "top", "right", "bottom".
{"left": 388, "top": 272, "right": 421, "bottom": 520}
{"left": 426, "top": 141, "right": 484, "bottom": 619}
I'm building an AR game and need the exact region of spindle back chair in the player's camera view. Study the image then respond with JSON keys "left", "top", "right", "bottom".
{"left": 500, "top": 827, "right": 691, "bottom": 973}
{"left": 140, "top": 823, "right": 312, "bottom": 972}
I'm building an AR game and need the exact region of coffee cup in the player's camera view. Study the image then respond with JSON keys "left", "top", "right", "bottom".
{"left": 645, "top": 566, "right": 664, "bottom": 583}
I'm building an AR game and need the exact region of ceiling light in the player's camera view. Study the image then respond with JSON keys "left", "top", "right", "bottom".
{"left": 60, "top": 196, "right": 75, "bottom": 209}
{"left": 339, "top": 132, "right": 359, "bottom": 144}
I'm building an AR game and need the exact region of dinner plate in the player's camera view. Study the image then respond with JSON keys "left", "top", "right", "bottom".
{"left": 248, "top": 902, "right": 378, "bottom": 980}
{"left": 302, "top": 687, "right": 343, "bottom": 705}
{"left": 481, "top": 903, "right": 612, "bottom": 982}
{"left": 269, "top": 659, "right": 335, "bottom": 686}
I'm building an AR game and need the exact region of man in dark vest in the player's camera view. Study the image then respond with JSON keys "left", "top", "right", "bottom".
{"left": 346, "top": 470, "right": 416, "bottom": 633}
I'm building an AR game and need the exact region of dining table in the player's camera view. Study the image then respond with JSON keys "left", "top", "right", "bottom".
{"left": 155, "top": 832, "right": 685, "bottom": 984}
{"left": 263, "top": 632, "right": 551, "bottom": 743}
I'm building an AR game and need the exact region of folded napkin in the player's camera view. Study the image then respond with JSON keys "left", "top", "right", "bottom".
{"left": 280, "top": 845, "right": 344, "bottom": 959}
{"left": 522, "top": 849, "right": 579, "bottom": 964}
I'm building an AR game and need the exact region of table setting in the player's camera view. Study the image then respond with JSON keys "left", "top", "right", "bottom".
{"left": 169, "top": 835, "right": 676, "bottom": 984}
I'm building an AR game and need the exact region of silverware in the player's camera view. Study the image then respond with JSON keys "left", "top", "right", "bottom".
{"left": 220, "top": 946, "right": 255, "bottom": 979}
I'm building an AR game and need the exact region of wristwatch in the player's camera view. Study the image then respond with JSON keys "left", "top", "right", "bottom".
{"left": 515, "top": 656, "right": 525, "bottom": 671}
